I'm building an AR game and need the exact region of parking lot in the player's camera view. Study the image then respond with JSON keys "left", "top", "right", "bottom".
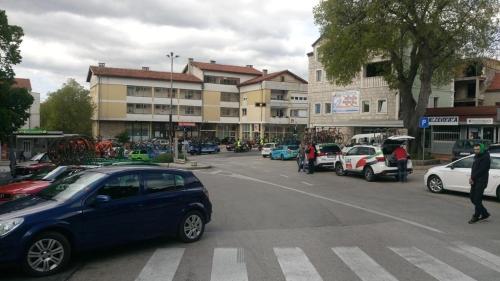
{"left": 3, "top": 151, "right": 500, "bottom": 281}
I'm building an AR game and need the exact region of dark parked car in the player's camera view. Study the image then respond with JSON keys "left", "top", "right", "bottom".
{"left": 0, "top": 166, "right": 212, "bottom": 276}
{"left": 487, "top": 143, "right": 500, "bottom": 153}
{"left": 189, "top": 143, "right": 220, "bottom": 155}
{"left": 452, "top": 139, "right": 492, "bottom": 161}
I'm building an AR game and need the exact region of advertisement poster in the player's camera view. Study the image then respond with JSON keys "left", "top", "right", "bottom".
{"left": 332, "top": 90, "right": 360, "bottom": 113}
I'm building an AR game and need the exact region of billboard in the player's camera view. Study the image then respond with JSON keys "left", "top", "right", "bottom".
{"left": 332, "top": 90, "right": 359, "bottom": 113}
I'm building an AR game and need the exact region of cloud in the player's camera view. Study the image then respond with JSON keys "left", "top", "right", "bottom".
{"left": 0, "top": 0, "right": 321, "bottom": 100}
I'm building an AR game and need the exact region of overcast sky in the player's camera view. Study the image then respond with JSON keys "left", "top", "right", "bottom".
{"left": 1, "top": 0, "right": 320, "bottom": 100}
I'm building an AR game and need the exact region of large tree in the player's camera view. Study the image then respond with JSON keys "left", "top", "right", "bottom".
{"left": 0, "top": 10, "right": 33, "bottom": 175}
{"left": 314, "top": 0, "right": 499, "bottom": 152}
{"left": 41, "top": 79, "right": 94, "bottom": 136}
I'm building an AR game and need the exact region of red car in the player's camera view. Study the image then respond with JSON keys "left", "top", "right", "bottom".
{"left": 15, "top": 153, "right": 55, "bottom": 176}
{"left": 0, "top": 166, "right": 91, "bottom": 203}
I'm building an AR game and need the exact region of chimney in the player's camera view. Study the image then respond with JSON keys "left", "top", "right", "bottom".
{"left": 262, "top": 69, "right": 268, "bottom": 75}
{"left": 98, "top": 62, "right": 105, "bottom": 67}
{"left": 210, "top": 60, "right": 216, "bottom": 64}
{"left": 188, "top": 58, "right": 194, "bottom": 63}
{"left": 142, "top": 66, "right": 150, "bottom": 71}
{"left": 246, "top": 64, "right": 253, "bottom": 68}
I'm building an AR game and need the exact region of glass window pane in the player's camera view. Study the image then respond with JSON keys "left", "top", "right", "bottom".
{"left": 98, "top": 174, "right": 140, "bottom": 200}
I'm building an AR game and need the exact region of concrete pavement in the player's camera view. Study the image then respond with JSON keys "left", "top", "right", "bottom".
{"left": 3, "top": 151, "right": 500, "bottom": 280}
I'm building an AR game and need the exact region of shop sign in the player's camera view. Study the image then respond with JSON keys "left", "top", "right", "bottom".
{"left": 466, "top": 118, "right": 493, "bottom": 125}
{"left": 428, "top": 116, "right": 459, "bottom": 126}
{"left": 178, "top": 122, "right": 196, "bottom": 127}
{"left": 16, "top": 129, "right": 48, "bottom": 134}
{"left": 332, "top": 90, "right": 359, "bottom": 113}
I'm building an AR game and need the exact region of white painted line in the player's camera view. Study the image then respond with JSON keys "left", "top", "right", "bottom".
{"left": 450, "top": 241, "right": 500, "bottom": 273}
{"left": 333, "top": 247, "right": 398, "bottom": 281}
{"left": 227, "top": 173, "right": 443, "bottom": 234}
{"left": 390, "top": 247, "right": 476, "bottom": 281}
{"left": 211, "top": 248, "right": 248, "bottom": 281}
{"left": 274, "top": 247, "right": 323, "bottom": 281}
{"left": 209, "top": 170, "right": 222, "bottom": 175}
{"left": 280, "top": 174, "right": 290, "bottom": 178}
{"left": 135, "top": 248, "right": 184, "bottom": 281}
{"left": 301, "top": 181, "right": 313, "bottom": 186}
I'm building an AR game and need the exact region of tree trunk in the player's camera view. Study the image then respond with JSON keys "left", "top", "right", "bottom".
{"left": 413, "top": 54, "right": 434, "bottom": 155}
{"left": 7, "top": 134, "right": 16, "bottom": 178}
{"left": 398, "top": 83, "right": 419, "bottom": 154}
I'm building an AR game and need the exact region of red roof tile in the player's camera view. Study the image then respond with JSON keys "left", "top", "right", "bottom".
{"left": 13, "top": 78, "right": 32, "bottom": 91}
{"left": 238, "top": 70, "right": 308, "bottom": 87}
{"left": 86, "top": 66, "right": 203, "bottom": 83}
{"left": 191, "top": 61, "right": 262, "bottom": 75}
{"left": 486, "top": 73, "right": 500, "bottom": 92}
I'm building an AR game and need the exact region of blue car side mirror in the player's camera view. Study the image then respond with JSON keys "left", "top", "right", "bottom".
{"left": 95, "top": 195, "right": 111, "bottom": 204}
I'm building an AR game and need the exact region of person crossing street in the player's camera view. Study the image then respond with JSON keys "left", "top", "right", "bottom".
{"left": 468, "top": 143, "right": 491, "bottom": 224}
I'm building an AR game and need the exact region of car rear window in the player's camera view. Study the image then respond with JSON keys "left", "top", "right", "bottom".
{"left": 320, "top": 145, "right": 340, "bottom": 153}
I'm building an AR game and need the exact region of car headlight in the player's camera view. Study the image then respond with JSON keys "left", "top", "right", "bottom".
{"left": 0, "top": 218, "right": 24, "bottom": 237}
{"left": 12, "top": 193, "right": 28, "bottom": 200}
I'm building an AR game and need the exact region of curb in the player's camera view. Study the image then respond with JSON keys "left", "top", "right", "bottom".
{"left": 157, "top": 163, "right": 212, "bottom": 170}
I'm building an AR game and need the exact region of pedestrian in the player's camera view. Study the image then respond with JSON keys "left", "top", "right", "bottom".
{"left": 306, "top": 142, "right": 317, "bottom": 174}
{"left": 468, "top": 143, "right": 491, "bottom": 224}
{"left": 297, "top": 144, "right": 305, "bottom": 172}
{"left": 393, "top": 144, "right": 408, "bottom": 182}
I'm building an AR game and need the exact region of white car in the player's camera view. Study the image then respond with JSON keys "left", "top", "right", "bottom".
{"left": 314, "top": 143, "right": 342, "bottom": 169}
{"left": 261, "top": 143, "right": 277, "bottom": 158}
{"left": 424, "top": 153, "right": 500, "bottom": 200}
{"left": 335, "top": 136, "right": 414, "bottom": 181}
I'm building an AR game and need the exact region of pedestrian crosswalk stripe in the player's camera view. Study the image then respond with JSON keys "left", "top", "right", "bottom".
{"left": 211, "top": 248, "right": 248, "bottom": 281}
{"left": 135, "top": 248, "right": 184, "bottom": 281}
{"left": 333, "top": 247, "right": 398, "bottom": 281}
{"left": 274, "top": 247, "right": 323, "bottom": 281}
{"left": 450, "top": 241, "right": 500, "bottom": 273}
{"left": 389, "top": 247, "right": 477, "bottom": 281}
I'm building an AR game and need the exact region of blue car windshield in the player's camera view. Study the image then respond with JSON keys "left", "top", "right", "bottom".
{"left": 37, "top": 172, "right": 106, "bottom": 201}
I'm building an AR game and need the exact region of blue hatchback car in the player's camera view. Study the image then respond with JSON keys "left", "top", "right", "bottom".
{"left": 270, "top": 145, "right": 300, "bottom": 160}
{"left": 0, "top": 166, "right": 212, "bottom": 276}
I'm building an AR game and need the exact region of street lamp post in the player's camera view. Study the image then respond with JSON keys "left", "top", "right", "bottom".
{"left": 166, "top": 52, "right": 179, "bottom": 153}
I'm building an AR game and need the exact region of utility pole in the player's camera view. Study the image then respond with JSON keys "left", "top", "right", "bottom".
{"left": 166, "top": 52, "right": 179, "bottom": 153}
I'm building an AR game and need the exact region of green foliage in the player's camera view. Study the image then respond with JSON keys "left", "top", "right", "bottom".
{"left": 153, "top": 153, "right": 174, "bottom": 163}
{"left": 115, "top": 130, "right": 130, "bottom": 144}
{"left": 0, "top": 10, "right": 23, "bottom": 81}
{"left": 41, "top": 79, "right": 95, "bottom": 136}
{"left": 0, "top": 10, "right": 33, "bottom": 142}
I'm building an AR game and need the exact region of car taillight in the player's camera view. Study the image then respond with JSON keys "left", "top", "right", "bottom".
{"left": 376, "top": 156, "right": 385, "bottom": 162}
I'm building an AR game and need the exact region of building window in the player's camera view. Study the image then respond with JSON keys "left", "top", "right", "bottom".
{"left": 365, "top": 61, "right": 391, "bottom": 77}
{"left": 281, "top": 76, "right": 285, "bottom": 82}
{"left": 325, "top": 103, "right": 331, "bottom": 114}
{"left": 127, "top": 103, "right": 152, "bottom": 114}
{"left": 316, "top": 70, "right": 322, "bottom": 82}
{"left": 242, "top": 108, "right": 247, "bottom": 116}
{"left": 203, "top": 75, "right": 240, "bottom": 85}
{"left": 221, "top": 107, "right": 239, "bottom": 117}
{"left": 377, "top": 100, "right": 387, "bottom": 113}
{"left": 127, "top": 86, "right": 152, "bottom": 97}
{"left": 433, "top": 97, "right": 439, "bottom": 108}
{"left": 315, "top": 103, "right": 321, "bottom": 114}
{"left": 154, "top": 87, "right": 177, "bottom": 98}
{"left": 221, "top": 92, "right": 239, "bottom": 102}
{"left": 362, "top": 100, "right": 370, "bottom": 113}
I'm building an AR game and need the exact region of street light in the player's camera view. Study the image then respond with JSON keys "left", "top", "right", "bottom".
{"left": 166, "top": 52, "right": 179, "bottom": 152}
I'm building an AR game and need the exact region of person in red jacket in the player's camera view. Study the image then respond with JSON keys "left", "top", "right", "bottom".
{"left": 393, "top": 144, "right": 408, "bottom": 182}
{"left": 306, "top": 142, "right": 317, "bottom": 174}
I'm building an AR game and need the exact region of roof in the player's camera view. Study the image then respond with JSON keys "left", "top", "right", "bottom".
{"left": 13, "top": 78, "right": 32, "bottom": 91}
{"left": 312, "top": 36, "right": 323, "bottom": 47}
{"left": 86, "top": 66, "right": 203, "bottom": 84}
{"left": 238, "top": 70, "right": 308, "bottom": 87}
{"left": 486, "top": 73, "right": 500, "bottom": 92}
{"left": 190, "top": 61, "right": 262, "bottom": 75}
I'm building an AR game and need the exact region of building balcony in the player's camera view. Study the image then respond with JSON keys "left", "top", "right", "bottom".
{"left": 290, "top": 117, "right": 308, "bottom": 125}
{"left": 220, "top": 101, "right": 240, "bottom": 108}
{"left": 270, "top": 99, "right": 288, "bottom": 107}
{"left": 220, "top": 117, "right": 240, "bottom": 123}
{"left": 361, "top": 76, "right": 388, "bottom": 88}
{"left": 269, "top": 116, "right": 290, "bottom": 124}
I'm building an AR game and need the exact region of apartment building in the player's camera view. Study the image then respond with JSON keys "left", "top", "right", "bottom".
{"left": 88, "top": 60, "right": 308, "bottom": 142}
{"left": 182, "top": 59, "right": 262, "bottom": 140}
{"left": 87, "top": 64, "right": 204, "bottom": 141}
{"left": 238, "top": 70, "right": 308, "bottom": 140}
{"left": 307, "top": 39, "right": 453, "bottom": 138}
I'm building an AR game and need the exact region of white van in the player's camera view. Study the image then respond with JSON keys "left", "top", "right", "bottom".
{"left": 342, "top": 133, "right": 383, "bottom": 153}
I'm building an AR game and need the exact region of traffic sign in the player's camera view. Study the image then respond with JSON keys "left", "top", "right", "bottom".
{"left": 419, "top": 117, "right": 429, "bottom": 129}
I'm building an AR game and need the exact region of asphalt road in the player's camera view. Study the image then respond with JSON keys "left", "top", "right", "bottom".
{"left": 4, "top": 151, "right": 500, "bottom": 281}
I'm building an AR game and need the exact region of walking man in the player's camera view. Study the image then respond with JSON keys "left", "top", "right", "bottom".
{"left": 393, "top": 144, "right": 408, "bottom": 182}
{"left": 297, "top": 143, "right": 305, "bottom": 172}
{"left": 306, "top": 142, "right": 317, "bottom": 174}
{"left": 468, "top": 143, "right": 491, "bottom": 224}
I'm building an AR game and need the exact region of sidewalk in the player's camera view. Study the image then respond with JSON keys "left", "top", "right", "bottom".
{"left": 157, "top": 161, "right": 212, "bottom": 170}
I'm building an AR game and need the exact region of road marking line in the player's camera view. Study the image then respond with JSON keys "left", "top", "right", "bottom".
{"left": 211, "top": 248, "right": 248, "bottom": 281}
{"left": 449, "top": 241, "right": 500, "bottom": 273}
{"left": 333, "top": 247, "right": 398, "bottom": 281}
{"left": 280, "top": 174, "right": 289, "bottom": 178}
{"left": 301, "top": 181, "right": 313, "bottom": 186}
{"left": 209, "top": 170, "right": 222, "bottom": 175}
{"left": 227, "top": 173, "right": 443, "bottom": 233}
{"left": 274, "top": 247, "right": 323, "bottom": 281}
{"left": 390, "top": 247, "right": 476, "bottom": 281}
{"left": 135, "top": 248, "right": 184, "bottom": 281}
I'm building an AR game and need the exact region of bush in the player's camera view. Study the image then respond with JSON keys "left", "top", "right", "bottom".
{"left": 153, "top": 153, "right": 173, "bottom": 163}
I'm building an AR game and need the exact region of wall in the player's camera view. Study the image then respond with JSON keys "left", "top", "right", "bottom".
{"left": 203, "top": 91, "right": 220, "bottom": 121}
